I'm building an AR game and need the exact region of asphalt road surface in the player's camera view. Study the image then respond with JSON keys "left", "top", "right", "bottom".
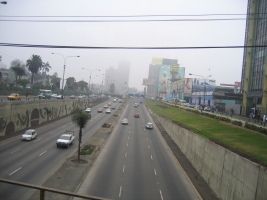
{"left": 75, "top": 99, "right": 201, "bottom": 200}
{"left": 0, "top": 100, "right": 120, "bottom": 200}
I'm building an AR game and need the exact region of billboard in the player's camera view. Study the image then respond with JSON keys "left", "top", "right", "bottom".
{"left": 192, "top": 78, "right": 216, "bottom": 95}
{"left": 184, "top": 78, "right": 193, "bottom": 94}
{"left": 152, "top": 57, "right": 163, "bottom": 65}
{"left": 158, "top": 65, "right": 170, "bottom": 93}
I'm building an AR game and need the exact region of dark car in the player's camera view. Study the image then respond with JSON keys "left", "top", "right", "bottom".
{"left": 97, "top": 108, "right": 103, "bottom": 113}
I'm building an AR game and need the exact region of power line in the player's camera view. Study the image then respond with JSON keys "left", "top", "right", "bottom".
{"left": 0, "top": 43, "right": 266, "bottom": 50}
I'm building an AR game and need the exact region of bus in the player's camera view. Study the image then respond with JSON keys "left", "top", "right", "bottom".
{"left": 38, "top": 89, "right": 52, "bottom": 99}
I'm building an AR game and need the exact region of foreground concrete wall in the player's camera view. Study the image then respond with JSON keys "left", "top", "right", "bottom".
{"left": 0, "top": 99, "right": 97, "bottom": 137}
{"left": 153, "top": 114, "right": 267, "bottom": 200}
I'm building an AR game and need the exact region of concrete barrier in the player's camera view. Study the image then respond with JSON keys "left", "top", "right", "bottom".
{"left": 153, "top": 113, "right": 267, "bottom": 200}
{"left": 0, "top": 98, "right": 104, "bottom": 137}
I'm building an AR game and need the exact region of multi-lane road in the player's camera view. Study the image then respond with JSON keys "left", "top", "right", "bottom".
{"left": 0, "top": 99, "right": 120, "bottom": 200}
{"left": 0, "top": 98, "right": 201, "bottom": 200}
{"left": 76, "top": 99, "right": 201, "bottom": 200}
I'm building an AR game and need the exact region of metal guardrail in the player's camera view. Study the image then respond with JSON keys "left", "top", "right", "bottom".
{"left": 0, "top": 178, "right": 111, "bottom": 200}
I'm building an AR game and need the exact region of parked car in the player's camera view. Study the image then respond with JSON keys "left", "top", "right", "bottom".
{"left": 56, "top": 131, "right": 75, "bottom": 148}
{"left": 204, "top": 106, "right": 211, "bottom": 112}
{"left": 106, "top": 109, "right": 111, "bottom": 114}
{"left": 21, "top": 129, "right": 37, "bottom": 141}
{"left": 121, "top": 118, "right": 129, "bottom": 125}
{"left": 146, "top": 122, "right": 153, "bottom": 129}
{"left": 56, "top": 95, "right": 64, "bottom": 99}
{"left": 97, "top": 108, "right": 103, "bottom": 113}
{"left": 7, "top": 93, "right": 21, "bottom": 100}
{"left": 134, "top": 113, "right": 140, "bottom": 118}
{"left": 85, "top": 108, "right": 91, "bottom": 113}
{"left": 70, "top": 95, "right": 75, "bottom": 99}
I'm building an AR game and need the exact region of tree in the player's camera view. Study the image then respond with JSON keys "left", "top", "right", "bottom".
{"left": 50, "top": 72, "right": 61, "bottom": 89}
{"left": 71, "top": 108, "right": 91, "bottom": 161}
{"left": 26, "top": 54, "right": 43, "bottom": 87}
{"left": 76, "top": 80, "right": 88, "bottom": 91}
{"left": 17, "top": 79, "right": 30, "bottom": 88}
{"left": 42, "top": 62, "right": 51, "bottom": 73}
{"left": 65, "top": 77, "right": 76, "bottom": 90}
{"left": 10, "top": 59, "right": 26, "bottom": 85}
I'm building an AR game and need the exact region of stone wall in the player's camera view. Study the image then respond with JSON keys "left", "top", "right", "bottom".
{"left": 153, "top": 113, "right": 267, "bottom": 200}
{"left": 0, "top": 98, "right": 102, "bottom": 137}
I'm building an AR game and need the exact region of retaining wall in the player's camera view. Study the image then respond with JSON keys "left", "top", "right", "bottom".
{"left": 153, "top": 114, "right": 267, "bottom": 200}
{"left": 0, "top": 98, "right": 101, "bottom": 137}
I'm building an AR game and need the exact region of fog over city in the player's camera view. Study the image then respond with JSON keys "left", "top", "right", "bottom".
{"left": 0, "top": 0, "right": 247, "bottom": 91}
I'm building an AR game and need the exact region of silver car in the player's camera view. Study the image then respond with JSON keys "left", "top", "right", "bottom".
{"left": 22, "top": 129, "right": 37, "bottom": 141}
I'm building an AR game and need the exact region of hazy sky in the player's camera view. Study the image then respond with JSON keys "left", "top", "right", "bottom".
{"left": 0, "top": 0, "right": 247, "bottom": 90}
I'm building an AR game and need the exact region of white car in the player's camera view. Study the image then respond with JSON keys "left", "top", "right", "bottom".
{"left": 56, "top": 131, "right": 75, "bottom": 148}
{"left": 22, "top": 129, "right": 37, "bottom": 141}
{"left": 85, "top": 108, "right": 91, "bottom": 113}
{"left": 103, "top": 104, "right": 108, "bottom": 108}
{"left": 56, "top": 94, "right": 64, "bottom": 99}
{"left": 146, "top": 122, "right": 153, "bottom": 129}
{"left": 106, "top": 109, "right": 111, "bottom": 114}
{"left": 121, "top": 118, "right": 129, "bottom": 125}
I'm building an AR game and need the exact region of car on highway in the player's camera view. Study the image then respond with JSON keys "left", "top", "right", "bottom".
{"left": 56, "top": 131, "right": 75, "bottom": 148}
{"left": 50, "top": 94, "right": 58, "bottom": 99}
{"left": 21, "top": 129, "right": 37, "bottom": 141}
{"left": 121, "top": 118, "right": 129, "bottom": 125}
{"left": 134, "top": 113, "right": 140, "bottom": 118}
{"left": 108, "top": 102, "right": 113, "bottom": 106}
{"left": 97, "top": 108, "right": 103, "bottom": 113}
{"left": 7, "top": 93, "right": 21, "bottom": 100}
{"left": 106, "top": 109, "right": 111, "bottom": 114}
{"left": 56, "top": 94, "right": 64, "bottom": 99}
{"left": 111, "top": 105, "right": 116, "bottom": 109}
{"left": 134, "top": 103, "right": 138, "bottom": 107}
{"left": 85, "top": 108, "right": 91, "bottom": 113}
{"left": 146, "top": 122, "right": 153, "bottom": 129}
{"left": 103, "top": 104, "right": 108, "bottom": 108}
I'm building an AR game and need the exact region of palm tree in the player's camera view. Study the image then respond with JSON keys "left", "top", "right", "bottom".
{"left": 71, "top": 108, "right": 91, "bottom": 161}
{"left": 26, "top": 54, "right": 43, "bottom": 87}
{"left": 42, "top": 62, "right": 51, "bottom": 73}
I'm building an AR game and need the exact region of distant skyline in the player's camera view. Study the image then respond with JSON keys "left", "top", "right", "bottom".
{"left": 0, "top": 0, "right": 248, "bottom": 90}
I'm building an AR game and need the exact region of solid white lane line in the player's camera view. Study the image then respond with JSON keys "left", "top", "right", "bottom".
{"left": 154, "top": 168, "right": 157, "bottom": 176}
{"left": 119, "top": 186, "right": 122, "bottom": 197}
{"left": 123, "top": 165, "right": 125, "bottom": 173}
{"left": 34, "top": 138, "right": 41, "bottom": 142}
{"left": 9, "top": 167, "right": 22, "bottom": 176}
{"left": 151, "top": 155, "right": 153, "bottom": 160}
{"left": 10, "top": 148, "right": 21, "bottom": 154}
{"left": 160, "top": 190, "right": 164, "bottom": 200}
{"left": 38, "top": 151, "right": 47, "bottom": 157}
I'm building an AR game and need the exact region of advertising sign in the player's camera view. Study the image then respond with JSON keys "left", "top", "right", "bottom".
{"left": 192, "top": 78, "right": 216, "bottom": 95}
{"left": 184, "top": 78, "right": 193, "bottom": 94}
{"left": 152, "top": 57, "right": 163, "bottom": 65}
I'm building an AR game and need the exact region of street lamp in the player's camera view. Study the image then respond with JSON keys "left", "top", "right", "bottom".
{"left": 52, "top": 53, "right": 80, "bottom": 95}
{"left": 82, "top": 68, "right": 100, "bottom": 95}
{"left": 189, "top": 73, "right": 211, "bottom": 106}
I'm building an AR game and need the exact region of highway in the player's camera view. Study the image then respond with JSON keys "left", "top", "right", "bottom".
{"left": 0, "top": 99, "right": 119, "bottom": 200}
{"left": 76, "top": 99, "right": 201, "bottom": 200}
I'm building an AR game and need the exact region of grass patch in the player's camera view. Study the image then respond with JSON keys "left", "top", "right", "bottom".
{"left": 80, "top": 145, "right": 95, "bottom": 155}
{"left": 102, "top": 123, "right": 111, "bottom": 128}
{"left": 146, "top": 100, "right": 267, "bottom": 166}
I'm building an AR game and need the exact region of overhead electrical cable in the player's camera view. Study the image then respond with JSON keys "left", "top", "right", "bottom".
{"left": 0, "top": 43, "right": 266, "bottom": 50}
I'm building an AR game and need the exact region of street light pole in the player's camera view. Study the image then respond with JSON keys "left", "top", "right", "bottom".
{"left": 82, "top": 68, "right": 100, "bottom": 95}
{"left": 189, "top": 73, "right": 211, "bottom": 106}
{"left": 52, "top": 53, "right": 80, "bottom": 95}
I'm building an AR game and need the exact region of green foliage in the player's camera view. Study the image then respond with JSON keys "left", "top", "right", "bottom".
{"left": 232, "top": 120, "right": 243, "bottom": 126}
{"left": 245, "top": 122, "right": 267, "bottom": 135}
{"left": 71, "top": 108, "right": 91, "bottom": 129}
{"left": 80, "top": 145, "right": 95, "bottom": 155}
{"left": 146, "top": 100, "right": 267, "bottom": 166}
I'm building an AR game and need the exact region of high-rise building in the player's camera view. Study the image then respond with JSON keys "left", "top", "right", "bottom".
{"left": 241, "top": 0, "right": 267, "bottom": 117}
{"left": 104, "top": 61, "right": 130, "bottom": 95}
